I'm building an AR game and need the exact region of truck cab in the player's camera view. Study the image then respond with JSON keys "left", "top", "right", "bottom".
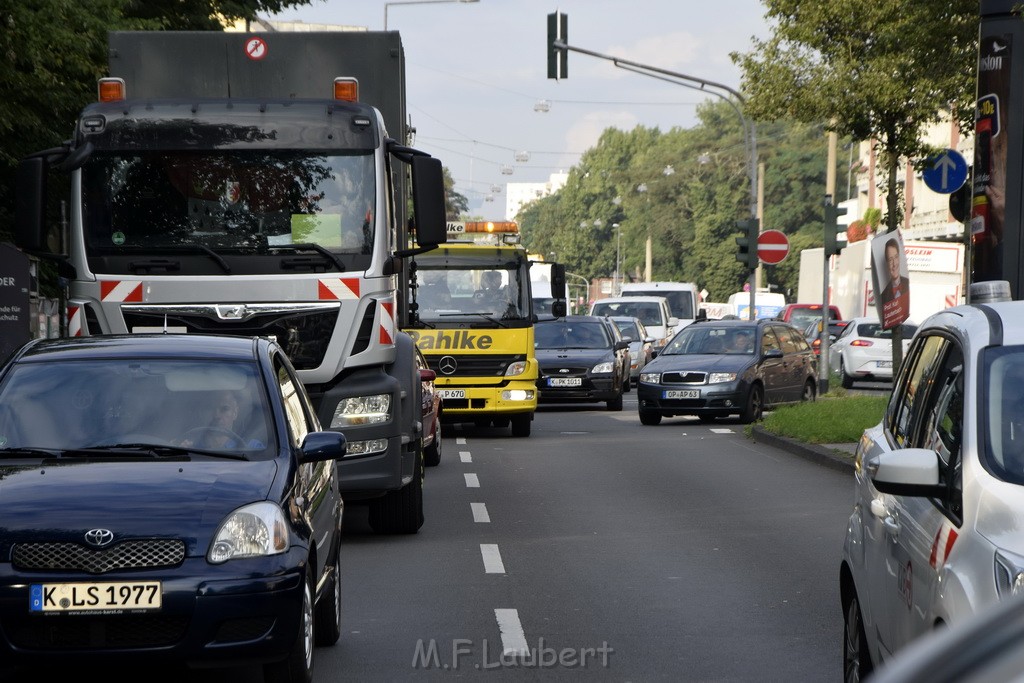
{"left": 403, "top": 222, "right": 566, "bottom": 437}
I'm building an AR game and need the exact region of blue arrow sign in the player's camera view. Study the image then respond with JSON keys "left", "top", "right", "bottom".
{"left": 922, "top": 149, "right": 969, "bottom": 194}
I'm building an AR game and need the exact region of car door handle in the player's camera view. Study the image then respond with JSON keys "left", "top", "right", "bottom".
{"left": 870, "top": 498, "right": 900, "bottom": 538}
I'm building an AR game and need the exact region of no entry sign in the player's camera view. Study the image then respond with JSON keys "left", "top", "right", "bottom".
{"left": 757, "top": 229, "right": 790, "bottom": 265}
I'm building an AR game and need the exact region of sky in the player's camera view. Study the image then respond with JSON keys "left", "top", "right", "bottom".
{"left": 270, "top": 0, "right": 773, "bottom": 219}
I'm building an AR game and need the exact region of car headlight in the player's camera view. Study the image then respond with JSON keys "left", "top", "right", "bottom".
{"left": 592, "top": 361, "right": 615, "bottom": 374}
{"left": 208, "top": 501, "right": 289, "bottom": 564}
{"left": 505, "top": 360, "right": 527, "bottom": 377}
{"left": 331, "top": 393, "right": 391, "bottom": 427}
{"left": 640, "top": 372, "right": 661, "bottom": 384}
{"left": 995, "top": 550, "right": 1024, "bottom": 597}
{"left": 708, "top": 372, "right": 737, "bottom": 384}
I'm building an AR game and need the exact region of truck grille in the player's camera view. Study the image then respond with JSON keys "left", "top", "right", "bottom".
{"left": 121, "top": 307, "right": 338, "bottom": 370}
{"left": 427, "top": 354, "right": 526, "bottom": 378}
{"left": 13, "top": 540, "right": 185, "bottom": 574}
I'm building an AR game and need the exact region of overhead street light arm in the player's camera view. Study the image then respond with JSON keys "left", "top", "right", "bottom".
{"left": 554, "top": 38, "right": 759, "bottom": 318}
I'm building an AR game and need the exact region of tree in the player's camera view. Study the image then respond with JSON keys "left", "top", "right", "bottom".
{"left": 733, "top": 1, "right": 977, "bottom": 235}
{"left": 442, "top": 166, "right": 469, "bottom": 219}
{"left": 734, "top": 0, "right": 976, "bottom": 368}
{"left": 0, "top": 0, "right": 317, "bottom": 242}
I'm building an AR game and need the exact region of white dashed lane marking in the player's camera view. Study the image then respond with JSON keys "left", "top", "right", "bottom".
{"left": 456, "top": 437, "right": 467, "bottom": 445}
{"left": 460, "top": 451, "right": 472, "bottom": 463}
{"left": 710, "top": 428, "right": 735, "bottom": 434}
{"left": 494, "top": 608, "right": 529, "bottom": 656}
{"left": 480, "top": 544, "right": 506, "bottom": 573}
{"left": 471, "top": 503, "right": 490, "bottom": 523}
{"left": 464, "top": 473, "right": 480, "bottom": 488}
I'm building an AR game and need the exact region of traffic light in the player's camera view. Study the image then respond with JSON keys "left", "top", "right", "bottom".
{"left": 734, "top": 217, "right": 759, "bottom": 271}
{"left": 547, "top": 12, "right": 567, "bottom": 80}
{"left": 824, "top": 202, "right": 848, "bottom": 257}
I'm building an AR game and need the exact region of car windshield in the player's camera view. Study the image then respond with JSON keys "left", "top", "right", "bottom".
{"left": 0, "top": 358, "right": 273, "bottom": 456}
{"left": 623, "top": 290, "right": 694, "bottom": 319}
{"left": 662, "top": 326, "right": 756, "bottom": 356}
{"left": 982, "top": 346, "right": 1024, "bottom": 486}
{"left": 789, "top": 308, "right": 835, "bottom": 330}
{"left": 593, "top": 302, "right": 663, "bottom": 328}
{"left": 613, "top": 320, "right": 639, "bottom": 341}
{"left": 535, "top": 322, "right": 610, "bottom": 350}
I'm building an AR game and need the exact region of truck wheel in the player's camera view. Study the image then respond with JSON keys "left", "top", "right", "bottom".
{"left": 368, "top": 449, "right": 424, "bottom": 534}
{"left": 639, "top": 409, "right": 661, "bottom": 426}
{"left": 424, "top": 420, "right": 442, "bottom": 467}
{"left": 511, "top": 413, "right": 531, "bottom": 437}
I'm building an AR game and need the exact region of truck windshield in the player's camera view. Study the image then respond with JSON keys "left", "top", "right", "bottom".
{"left": 82, "top": 150, "right": 376, "bottom": 256}
{"left": 414, "top": 266, "right": 530, "bottom": 322}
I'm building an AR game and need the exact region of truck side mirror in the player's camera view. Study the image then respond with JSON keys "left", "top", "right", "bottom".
{"left": 16, "top": 157, "right": 48, "bottom": 253}
{"left": 410, "top": 156, "right": 447, "bottom": 247}
{"left": 551, "top": 299, "right": 567, "bottom": 318}
{"left": 551, "top": 263, "right": 566, "bottom": 291}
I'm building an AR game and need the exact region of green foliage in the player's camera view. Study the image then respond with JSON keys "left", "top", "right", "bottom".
{"left": 518, "top": 100, "right": 831, "bottom": 301}
{"left": 733, "top": 0, "right": 977, "bottom": 233}
{"left": 760, "top": 395, "right": 887, "bottom": 444}
{"left": 442, "top": 166, "right": 468, "bottom": 219}
{"left": 0, "top": 0, "right": 317, "bottom": 243}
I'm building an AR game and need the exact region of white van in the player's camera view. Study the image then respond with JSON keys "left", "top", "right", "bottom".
{"left": 589, "top": 296, "right": 678, "bottom": 350}
{"left": 727, "top": 289, "right": 787, "bottom": 319}
{"left": 619, "top": 282, "right": 700, "bottom": 334}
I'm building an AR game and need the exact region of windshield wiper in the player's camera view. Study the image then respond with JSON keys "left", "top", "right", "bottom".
{"left": 0, "top": 447, "right": 64, "bottom": 458}
{"left": 439, "top": 312, "right": 508, "bottom": 328}
{"left": 163, "top": 243, "right": 232, "bottom": 274}
{"left": 79, "top": 443, "right": 249, "bottom": 461}
{"left": 270, "top": 243, "right": 345, "bottom": 272}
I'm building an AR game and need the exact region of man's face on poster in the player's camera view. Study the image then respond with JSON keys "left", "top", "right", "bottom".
{"left": 886, "top": 243, "right": 900, "bottom": 282}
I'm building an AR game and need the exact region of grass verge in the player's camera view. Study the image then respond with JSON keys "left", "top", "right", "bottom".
{"left": 759, "top": 393, "right": 888, "bottom": 444}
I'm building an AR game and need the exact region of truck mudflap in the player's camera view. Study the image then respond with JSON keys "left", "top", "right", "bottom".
{"left": 314, "top": 332, "right": 424, "bottom": 533}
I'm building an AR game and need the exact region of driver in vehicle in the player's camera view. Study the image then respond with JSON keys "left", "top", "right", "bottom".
{"left": 179, "top": 390, "right": 264, "bottom": 450}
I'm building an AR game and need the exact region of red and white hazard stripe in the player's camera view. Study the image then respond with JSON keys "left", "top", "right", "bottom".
{"left": 929, "top": 525, "right": 959, "bottom": 569}
{"left": 67, "top": 305, "right": 82, "bottom": 337}
{"left": 318, "top": 277, "right": 361, "bottom": 301}
{"left": 100, "top": 280, "right": 143, "bottom": 303}
{"left": 379, "top": 298, "right": 395, "bottom": 346}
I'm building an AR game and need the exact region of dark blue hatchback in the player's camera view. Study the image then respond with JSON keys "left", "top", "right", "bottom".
{"left": 0, "top": 334, "right": 345, "bottom": 681}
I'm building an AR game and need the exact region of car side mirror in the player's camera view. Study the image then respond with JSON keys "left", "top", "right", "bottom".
{"left": 614, "top": 340, "right": 629, "bottom": 351}
{"left": 419, "top": 368, "right": 436, "bottom": 382}
{"left": 867, "top": 449, "right": 945, "bottom": 497}
{"left": 299, "top": 431, "right": 347, "bottom": 463}
{"left": 644, "top": 336, "right": 656, "bottom": 344}
{"left": 668, "top": 317, "right": 679, "bottom": 327}
{"left": 763, "top": 348, "right": 784, "bottom": 359}
{"left": 551, "top": 299, "right": 568, "bottom": 318}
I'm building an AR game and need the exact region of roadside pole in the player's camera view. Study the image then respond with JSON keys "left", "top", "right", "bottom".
{"left": 820, "top": 131, "right": 838, "bottom": 395}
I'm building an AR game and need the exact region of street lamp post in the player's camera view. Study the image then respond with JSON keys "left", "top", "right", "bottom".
{"left": 384, "top": 0, "right": 479, "bottom": 30}
{"left": 613, "top": 223, "right": 621, "bottom": 295}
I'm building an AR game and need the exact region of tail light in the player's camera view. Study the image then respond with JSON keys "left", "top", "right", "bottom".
{"left": 850, "top": 339, "right": 873, "bottom": 347}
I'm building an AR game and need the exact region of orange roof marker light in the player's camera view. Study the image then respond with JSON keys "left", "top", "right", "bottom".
{"left": 462, "top": 221, "right": 520, "bottom": 244}
{"left": 334, "top": 78, "right": 359, "bottom": 102}
{"left": 98, "top": 78, "right": 126, "bottom": 103}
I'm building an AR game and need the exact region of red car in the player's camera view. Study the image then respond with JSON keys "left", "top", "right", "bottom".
{"left": 776, "top": 303, "right": 843, "bottom": 332}
{"left": 415, "top": 346, "right": 443, "bottom": 466}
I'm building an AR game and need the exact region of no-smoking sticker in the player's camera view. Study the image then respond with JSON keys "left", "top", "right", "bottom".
{"left": 245, "top": 37, "right": 267, "bottom": 60}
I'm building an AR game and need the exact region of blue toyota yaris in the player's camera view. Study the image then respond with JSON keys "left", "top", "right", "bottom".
{"left": 0, "top": 334, "right": 345, "bottom": 682}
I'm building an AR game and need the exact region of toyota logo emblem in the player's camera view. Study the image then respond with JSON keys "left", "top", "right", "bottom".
{"left": 438, "top": 356, "right": 458, "bottom": 375}
{"left": 84, "top": 529, "right": 114, "bottom": 547}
